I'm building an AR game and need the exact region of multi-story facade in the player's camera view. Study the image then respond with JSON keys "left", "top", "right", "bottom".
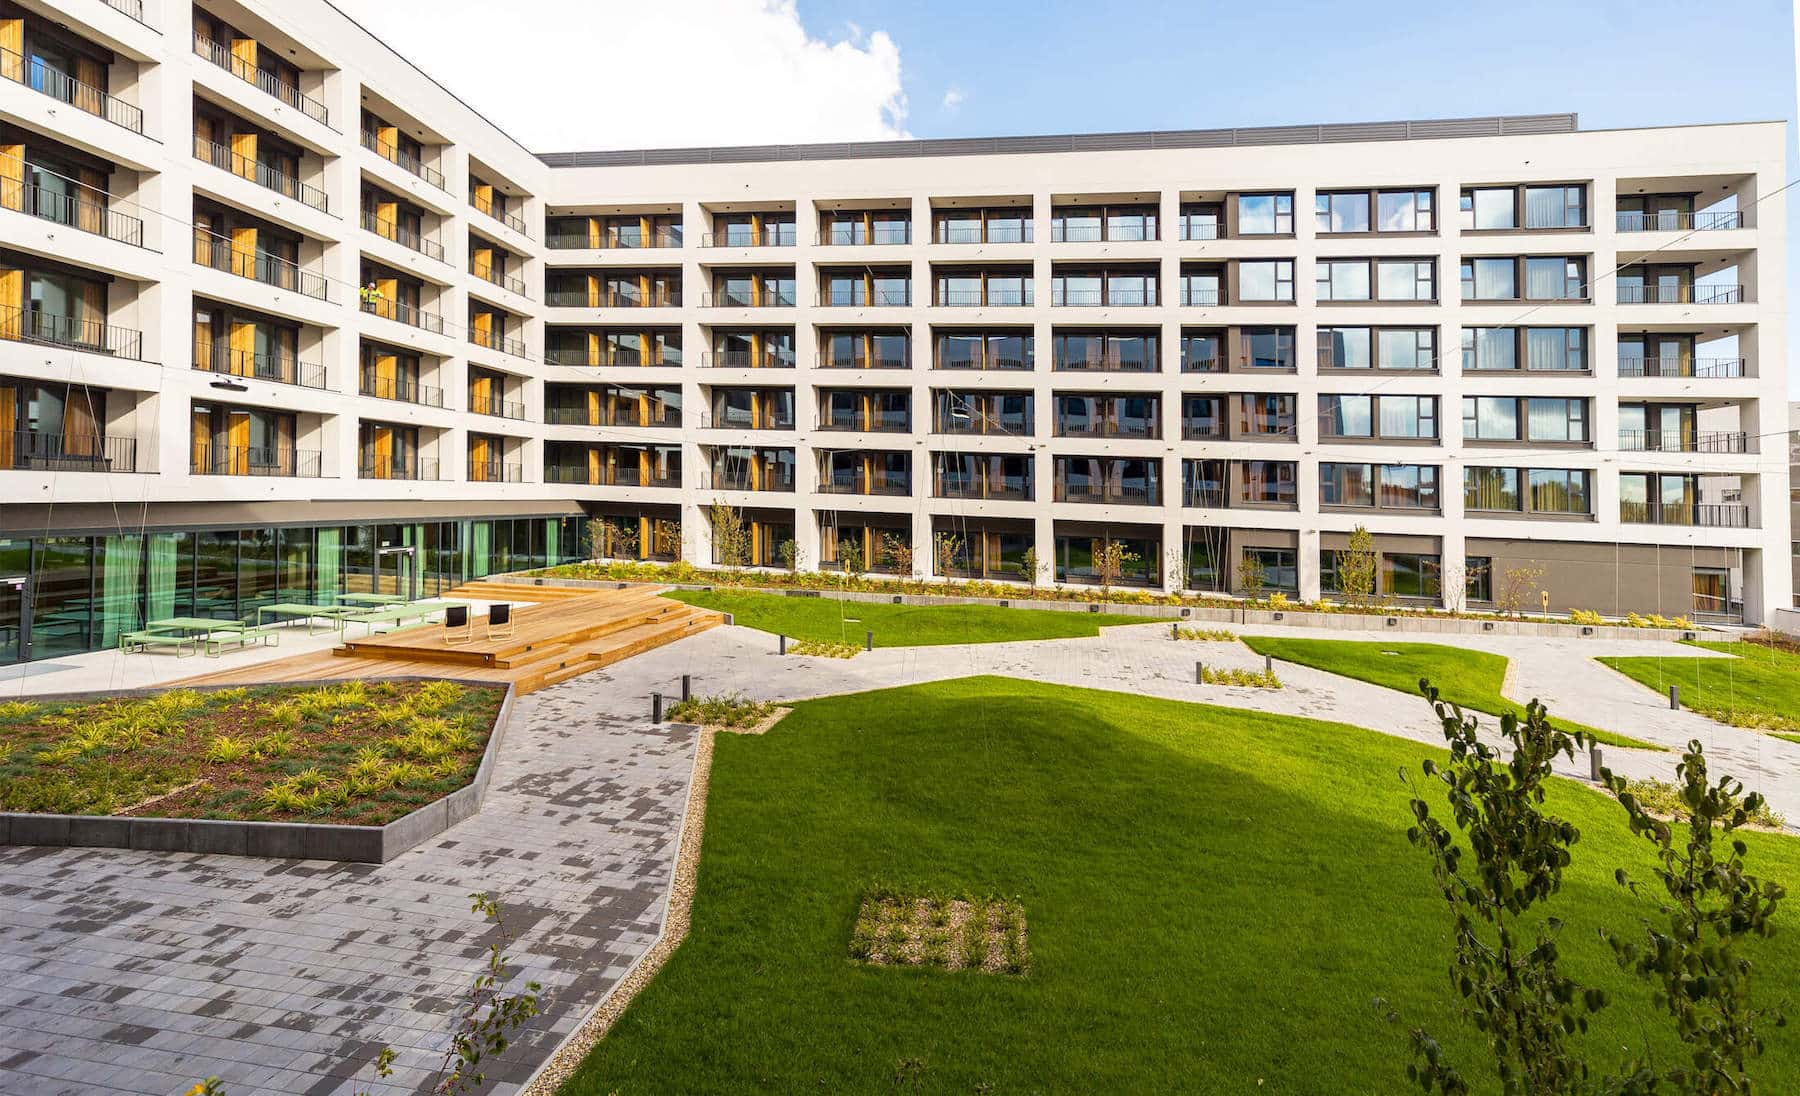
{"left": 0, "top": 0, "right": 1789, "bottom": 662}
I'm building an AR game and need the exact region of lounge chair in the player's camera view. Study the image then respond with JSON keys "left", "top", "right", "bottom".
{"left": 444, "top": 604, "right": 473, "bottom": 645}
{"left": 485, "top": 603, "right": 514, "bottom": 641}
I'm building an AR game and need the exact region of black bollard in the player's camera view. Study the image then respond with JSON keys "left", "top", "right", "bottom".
{"left": 681, "top": 674, "right": 691, "bottom": 702}
{"left": 1265, "top": 654, "right": 1273, "bottom": 675}
{"left": 1590, "top": 746, "right": 1604, "bottom": 782}
{"left": 779, "top": 633, "right": 787, "bottom": 655}
{"left": 865, "top": 630, "right": 873, "bottom": 652}
{"left": 1171, "top": 622, "right": 1179, "bottom": 640}
{"left": 1195, "top": 660, "right": 1203, "bottom": 684}
{"left": 1669, "top": 684, "right": 1679, "bottom": 710}
{"left": 652, "top": 692, "right": 663, "bottom": 724}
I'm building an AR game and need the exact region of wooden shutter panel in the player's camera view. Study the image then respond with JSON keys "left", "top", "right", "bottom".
{"left": 191, "top": 310, "right": 213, "bottom": 371}
{"left": 376, "top": 124, "right": 398, "bottom": 160}
{"left": 0, "top": 267, "right": 19, "bottom": 339}
{"left": 76, "top": 167, "right": 105, "bottom": 234}
{"left": 0, "top": 386, "right": 13, "bottom": 467}
{"left": 472, "top": 310, "right": 493, "bottom": 348}
{"left": 230, "top": 132, "right": 257, "bottom": 180}
{"left": 586, "top": 217, "right": 602, "bottom": 248}
{"left": 0, "top": 146, "right": 21, "bottom": 214}
{"left": 0, "top": 21, "right": 22, "bottom": 83}
{"left": 275, "top": 415, "right": 294, "bottom": 476}
{"left": 587, "top": 331, "right": 602, "bottom": 367}
{"left": 375, "top": 200, "right": 398, "bottom": 240}
{"left": 473, "top": 183, "right": 493, "bottom": 215}
{"left": 73, "top": 56, "right": 104, "bottom": 116}
{"left": 471, "top": 373, "right": 492, "bottom": 413}
{"left": 587, "top": 447, "right": 600, "bottom": 485}
{"left": 226, "top": 412, "right": 250, "bottom": 475}
{"left": 586, "top": 389, "right": 600, "bottom": 426}
{"left": 472, "top": 247, "right": 493, "bottom": 280}
{"left": 229, "top": 37, "right": 257, "bottom": 79}
{"left": 374, "top": 352, "right": 397, "bottom": 398}
{"left": 63, "top": 387, "right": 97, "bottom": 457}
{"left": 190, "top": 410, "right": 211, "bottom": 473}
{"left": 79, "top": 281, "right": 105, "bottom": 347}
{"left": 469, "top": 436, "right": 489, "bottom": 479}
{"left": 228, "top": 322, "right": 255, "bottom": 375}
{"left": 375, "top": 277, "right": 397, "bottom": 320}
{"left": 586, "top": 274, "right": 600, "bottom": 308}
{"left": 372, "top": 426, "right": 393, "bottom": 479}
{"left": 230, "top": 226, "right": 257, "bottom": 279}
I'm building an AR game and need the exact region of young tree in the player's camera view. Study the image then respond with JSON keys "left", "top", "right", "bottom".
{"left": 1091, "top": 538, "right": 1140, "bottom": 603}
{"left": 1496, "top": 564, "right": 1546, "bottom": 619}
{"left": 839, "top": 538, "right": 865, "bottom": 582}
{"left": 1235, "top": 551, "right": 1266, "bottom": 602}
{"left": 708, "top": 501, "right": 750, "bottom": 569}
{"left": 1020, "top": 546, "right": 1041, "bottom": 589}
{"left": 778, "top": 538, "right": 797, "bottom": 573}
{"left": 1335, "top": 525, "right": 1379, "bottom": 610}
{"left": 880, "top": 532, "right": 914, "bottom": 583}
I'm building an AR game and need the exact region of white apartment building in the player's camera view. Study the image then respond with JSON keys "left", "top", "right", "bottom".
{"left": 0, "top": 0, "right": 1789, "bottom": 663}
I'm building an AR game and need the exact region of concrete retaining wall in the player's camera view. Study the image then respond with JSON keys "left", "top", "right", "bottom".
{"left": 496, "top": 573, "right": 1704, "bottom": 644}
{"left": 1772, "top": 607, "right": 1800, "bottom": 638}
{"left": 0, "top": 678, "right": 516, "bottom": 864}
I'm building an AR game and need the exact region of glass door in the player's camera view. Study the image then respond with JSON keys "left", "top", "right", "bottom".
{"left": 0, "top": 540, "right": 28, "bottom": 663}
{"left": 1692, "top": 568, "right": 1730, "bottom": 617}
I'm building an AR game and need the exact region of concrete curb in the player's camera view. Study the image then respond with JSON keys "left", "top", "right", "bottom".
{"left": 494, "top": 572, "right": 1704, "bottom": 643}
{"left": 0, "top": 677, "right": 516, "bottom": 864}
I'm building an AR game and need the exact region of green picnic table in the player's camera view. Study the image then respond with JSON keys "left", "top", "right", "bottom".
{"left": 256, "top": 603, "right": 367, "bottom": 633}
{"left": 341, "top": 599, "right": 473, "bottom": 638}
{"left": 338, "top": 593, "right": 408, "bottom": 606}
{"left": 132, "top": 617, "right": 279, "bottom": 658}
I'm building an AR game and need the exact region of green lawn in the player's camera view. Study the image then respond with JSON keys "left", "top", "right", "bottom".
{"left": 558, "top": 677, "right": 1796, "bottom": 1095}
{"left": 1600, "top": 640, "right": 1800, "bottom": 741}
{"left": 665, "top": 588, "right": 1153, "bottom": 647}
{"left": 1238, "top": 637, "right": 1663, "bottom": 751}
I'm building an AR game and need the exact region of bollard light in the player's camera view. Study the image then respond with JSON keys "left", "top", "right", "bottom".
{"left": 652, "top": 692, "right": 663, "bottom": 724}
{"left": 1590, "top": 746, "right": 1604, "bottom": 782}
{"left": 681, "top": 674, "right": 691, "bottom": 702}
{"left": 779, "top": 633, "right": 787, "bottom": 655}
{"left": 1195, "top": 660, "right": 1204, "bottom": 684}
{"left": 865, "top": 630, "right": 873, "bottom": 652}
{"left": 1670, "top": 685, "right": 1680, "bottom": 710}
{"left": 1172, "top": 622, "right": 1179, "bottom": 640}
{"left": 1265, "top": 654, "right": 1273, "bottom": 675}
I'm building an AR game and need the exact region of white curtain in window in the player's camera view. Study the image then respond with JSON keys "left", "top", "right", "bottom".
{"left": 1524, "top": 187, "right": 1567, "bottom": 229}
{"left": 1524, "top": 258, "right": 1566, "bottom": 300}
{"left": 1525, "top": 398, "right": 1569, "bottom": 441}
{"left": 1379, "top": 397, "right": 1420, "bottom": 438}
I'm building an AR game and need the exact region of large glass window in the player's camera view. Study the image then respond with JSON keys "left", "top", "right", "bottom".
{"left": 1378, "top": 396, "right": 1437, "bottom": 439}
{"left": 1376, "top": 260, "right": 1435, "bottom": 301}
{"left": 1315, "top": 192, "right": 1370, "bottom": 234}
{"left": 1315, "top": 260, "right": 1371, "bottom": 301}
{"left": 1524, "top": 398, "right": 1587, "bottom": 443}
{"left": 1243, "top": 547, "right": 1298, "bottom": 592}
{"left": 1320, "top": 395, "right": 1373, "bottom": 437}
{"left": 1378, "top": 464, "right": 1439, "bottom": 509}
{"left": 1238, "top": 260, "right": 1294, "bottom": 302}
{"left": 1238, "top": 461, "right": 1297, "bottom": 506}
{"left": 1461, "top": 258, "right": 1517, "bottom": 300}
{"left": 1527, "top": 469, "right": 1591, "bottom": 514}
{"left": 1461, "top": 188, "right": 1516, "bottom": 230}
{"left": 1524, "top": 257, "right": 1584, "bottom": 300}
{"left": 1462, "top": 396, "right": 1519, "bottom": 441}
{"left": 1377, "top": 189, "right": 1434, "bottom": 232}
{"left": 1237, "top": 394, "right": 1296, "bottom": 436}
{"left": 1464, "top": 467, "right": 1521, "bottom": 511}
{"left": 1181, "top": 331, "right": 1223, "bottom": 373}
{"left": 1461, "top": 327, "right": 1518, "bottom": 371}
{"left": 1384, "top": 553, "right": 1442, "bottom": 599}
{"left": 1523, "top": 185, "right": 1586, "bottom": 229}
{"left": 1319, "top": 462, "right": 1374, "bottom": 507}
{"left": 1524, "top": 327, "right": 1586, "bottom": 371}
{"left": 1317, "top": 327, "right": 1372, "bottom": 370}
{"left": 1236, "top": 193, "right": 1293, "bottom": 235}
{"left": 1377, "top": 328, "right": 1435, "bottom": 370}
{"left": 1243, "top": 327, "right": 1295, "bottom": 370}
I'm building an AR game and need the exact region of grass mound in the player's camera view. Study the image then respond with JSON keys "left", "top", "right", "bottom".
{"left": 1600, "top": 640, "right": 1800, "bottom": 738}
{"left": 666, "top": 589, "right": 1150, "bottom": 647}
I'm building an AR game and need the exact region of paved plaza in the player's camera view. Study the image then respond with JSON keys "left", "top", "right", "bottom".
{"left": 1, "top": 618, "right": 1795, "bottom": 1095}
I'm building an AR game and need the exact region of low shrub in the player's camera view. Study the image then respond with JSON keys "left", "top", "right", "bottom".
{"left": 1615, "top": 776, "right": 1786, "bottom": 829}
{"left": 1200, "top": 667, "right": 1282, "bottom": 689}
{"left": 667, "top": 693, "right": 776, "bottom": 729}
{"left": 789, "top": 639, "right": 859, "bottom": 659}
{"left": 1174, "top": 627, "right": 1237, "bottom": 642}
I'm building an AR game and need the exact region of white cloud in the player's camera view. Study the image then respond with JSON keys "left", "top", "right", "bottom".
{"left": 941, "top": 87, "right": 965, "bottom": 112}
{"left": 331, "top": 0, "right": 908, "bottom": 151}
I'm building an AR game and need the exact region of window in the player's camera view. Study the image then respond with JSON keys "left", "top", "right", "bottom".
{"left": 1238, "top": 394, "right": 1296, "bottom": 436}
{"left": 1384, "top": 553, "right": 1442, "bottom": 599}
{"left": 1239, "top": 461, "right": 1297, "bottom": 506}
{"left": 1243, "top": 327, "right": 1295, "bottom": 370}
{"left": 1319, "top": 395, "right": 1373, "bottom": 437}
{"left": 1377, "top": 328, "right": 1435, "bottom": 370}
{"left": 1461, "top": 258, "right": 1517, "bottom": 300}
{"left": 1315, "top": 192, "right": 1370, "bottom": 233}
{"left": 1182, "top": 394, "right": 1225, "bottom": 438}
{"left": 1181, "top": 331, "right": 1223, "bottom": 372}
{"left": 1317, "top": 327, "right": 1372, "bottom": 370}
{"left": 1527, "top": 469, "right": 1591, "bottom": 514}
{"left": 1465, "top": 557, "right": 1493, "bottom": 602}
{"left": 1237, "top": 193, "right": 1293, "bottom": 235}
{"left": 1523, "top": 185, "right": 1585, "bottom": 229}
{"left": 1238, "top": 260, "right": 1294, "bottom": 302}
{"left": 1524, "top": 257, "right": 1585, "bottom": 300}
{"left": 1462, "top": 396, "right": 1519, "bottom": 441}
{"left": 1181, "top": 269, "right": 1222, "bottom": 306}
{"left": 1464, "top": 467, "right": 1521, "bottom": 511}
{"left": 1378, "top": 396, "right": 1437, "bottom": 439}
{"left": 1243, "top": 547, "right": 1298, "bottom": 592}
{"left": 1376, "top": 259, "right": 1435, "bottom": 301}
{"left": 1461, "top": 328, "right": 1517, "bottom": 371}
{"left": 1320, "top": 462, "right": 1375, "bottom": 507}
{"left": 1377, "top": 189, "right": 1434, "bottom": 232}
{"left": 1379, "top": 465, "right": 1439, "bottom": 509}
{"left": 1524, "top": 398, "right": 1587, "bottom": 443}
{"left": 1524, "top": 328, "right": 1586, "bottom": 371}
{"left": 1180, "top": 204, "right": 1221, "bottom": 241}
{"left": 1315, "top": 260, "right": 1371, "bottom": 301}
{"left": 1461, "top": 188, "right": 1516, "bottom": 230}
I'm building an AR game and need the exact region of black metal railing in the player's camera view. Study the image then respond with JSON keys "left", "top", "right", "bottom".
{"left": 360, "top": 130, "right": 445, "bottom": 190}
{"left": 818, "top": 355, "right": 908, "bottom": 369}
{"left": 1616, "top": 357, "right": 1746, "bottom": 379}
{"left": 817, "top": 411, "right": 911, "bottom": 432}
{"left": 6, "top": 430, "right": 136, "bottom": 472}
{"left": 817, "top": 288, "right": 912, "bottom": 307}
{"left": 935, "top": 476, "right": 1032, "bottom": 501}
{"left": 545, "top": 347, "right": 678, "bottom": 367}
{"left": 104, "top": 0, "right": 147, "bottom": 22}
{"left": 470, "top": 393, "right": 527, "bottom": 420}
{"left": 934, "top": 289, "right": 1032, "bottom": 307}
{"left": 707, "top": 468, "right": 796, "bottom": 491}
{"left": 196, "top": 345, "right": 327, "bottom": 389}
{"left": 1056, "top": 416, "right": 1160, "bottom": 439}
{"left": 700, "top": 411, "right": 795, "bottom": 431}
{"left": 1180, "top": 287, "right": 1224, "bottom": 306}
{"left": 0, "top": 48, "right": 143, "bottom": 134}
{"left": 193, "top": 135, "right": 329, "bottom": 212}
{"left": 191, "top": 445, "right": 322, "bottom": 478}
{"left": 935, "top": 225, "right": 1032, "bottom": 244}
{"left": 2, "top": 180, "right": 144, "bottom": 246}
{"left": 193, "top": 227, "right": 329, "bottom": 300}
{"left": 0, "top": 305, "right": 143, "bottom": 360}
{"left": 361, "top": 210, "right": 444, "bottom": 260}
{"left": 358, "top": 456, "right": 439, "bottom": 481}
{"left": 703, "top": 350, "right": 795, "bottom": 368}
{"left": 818, "top": 224, "right": 912, "bottom": 246}
{"left": 817, "top": 471, "right": 911, "bottom": 496}
{"left": 470, "top": 262, "right": 529, "bottom": 297}
{"left": 1616, "top": 284, "right": 1745, "bottom": 305}
{"left": 544, "top": 463, "right": 681, "bottom": 487}
{"left": 546, "top": 287, "right": 682, "bottom": 308}
{"left": 547, "top": 226, "right": 682, "bottom": 250}
{"left": 1049, "top": 222, "right": 1157, "bottom": 243}
{"left": 1053, "top": 353, "right": 1159, "bottom": 373}
{"left": 1053, "top": 287, "right": 1158, "bottom": 306}
{"left": 468, "top": 460, "right": 524, "bottom": 483}
{"left": 1183, "top": 485, "right": 1229, "bottom": 508}
{"left": 704, "top": 289, "right": 798, "bottom": 308}
{"left": 471, "top": 196, "right": 529, "bottom": 237}
{"left": 1055, "top": 479, "right": 1161, "bottom": 505}
{"left": 192, "top": 35, "right": 331, "bottom": 126}
{"left": 1621, "top": 502, "right": 1751, "bottom": 528}
{"left": 1616, "top": 210, "right": 1745, "bottom": 232}
{"left": 701, "top": 228, "right": 797, "bottom": 247}
{"left": 359, "top": 373, "right": 444, "bottom": 406}
{"left": 360, "top": 296, "right": 445, "bottom": 333}
{"left": 1617, "top": 429, "right": 1752, "bottom": 454}
{"left": 469, "top": 328, "right": 530, "bottom": 360}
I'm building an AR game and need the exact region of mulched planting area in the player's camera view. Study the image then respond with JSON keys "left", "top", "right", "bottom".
{"left": 850, "top": 889, "right": 1028, "bottom": 975}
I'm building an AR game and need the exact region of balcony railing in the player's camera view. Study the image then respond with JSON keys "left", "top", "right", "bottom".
{"left": 104, "top": 0, "right": 147, "bottom": 22}
{"left": 361, "top": 210, "right": 444, "bottom": 260}
{"left": 1053, "top": 353, "right": 1159, "bottom": 373}
{"left": 193, "top": 228, "right": 329, "bottom": 300}
{"left": 359, "top": 373, "right": 444, "bottom": 407}
{"left": 818, "top": 224, "right": 912, "bottom": 246}
{"left": 702, "top": 228, "right": 797, "bottom": 247}
{"left": 1180, "top": 287, "right": 1224, "bottom": 306}
{"left": 468, "top": 460, "right": 524, "bottom": 483}
{"left": 819, "top": 353, "right": 908, "bottom": 370}
{"left": 1617, "top": 430, "right": 1752, "bottom": 454}
{"left": 0, "top": 48, "right": 144, "bottom": 134}
{"left": 817, "top": 410, "right": 911, "bottom": 432}
{"left": 1616, "top": 284, "right": 1745, "bottom": 305}
{"left": 547, "top": 226, "right": 682, "bottom": 250}
{"left": 1617, "top": 357, "right": 1745, "bottom": 379}
{"left": 2, "top": 180, "right": 144, "bottom": 247}
{"left": 471, "top": 195, "right": 529, "bottom": 237}
{"left": 1180, "top": 222, "right": 1221, "bottom": 241}
{"left": 1056, "top": 416, "right": 1160, "bottom": 439}
{"left": 1616, "top": 210, "right": 1745, "bottom": 232}
{"left": 1, "top": 305, "right": 143, "bottom": 360}
{"left": 936, "top": 414, "right": 1031, "bottom": 436}
{"left": 1182, "top": 420, "right": 1226, "bottom": 440}
{"left": 817, "top": 470, "right": 911, "bottom": 496}
{"left": 545, "top": 405, "right": 681, "bottom": 428}
{"left": 359, "top": 456, "right": 440, "bottom": 481}
{"left": 935, "top": 289, "right": 1032, "bottom": 307}
{"left": 191, "top": 445, "right": 322, "bottom": 478}
{"left": 1054, "top": 287, "right": 1157, "bottom": 307}
{"left": 360, "top": 130, "right": 445, "bottom": 190}
{"left": 1621, "top": 502, "right": 1751, "bottom": 528}
{"left": 546, "top": 346, "right": 679, "bottom": 368}
{"left": 471, "top": 262, "right": 529, "bottom": 298}
{"left": 708, "top": 467, "right": 796, "bottom": 492}
{"left": 470, "top": 393, "right": 527, "bottom": 420}
{"left": 360, "top": 296, "right": 445, "bottom": 334}
{"left": 936, "top": 224, "right": 1032, "bottom": 244}
{"left": 469, "top": 328, "right": 530, "bottom": 360}
{"left": 703, "top": 350, "right": 795, "bottom": 368}
{"left": 935, "top": 475, "right": 1032, "bottom": 501}
{"left": 192, "top": 35, "right": 331, "bottom": 126}
{"left": 543, "top": 463, "right": 680, "bottom": 487}
{"left": 1183, "top": 484, "right": 1229, "bottom": 508}
{"left": 704, "top": 288, "right": 798, "bottom": 308}
{"left": 1054, "top": 478, "right": 1161, "bottom": 505}
{"left": 1049, "top": 223, "right": 1157, "bottom": 243}
{"left": 6, "top": 430, "right": 137, "bottom": 473}
{"left": 817, "top": 288, "right": 912, "bottom": 307}
{"left": 546, "top": 287, "right": 681, "bottom": 308}
{"left": 701, "top": 412, "right": 795, "bottom": 431}
{"left": 197, "top": 345, "right": 327, "bottom": 390}
{"left": 193, "top": 135, "right": 329, "bottom": 213}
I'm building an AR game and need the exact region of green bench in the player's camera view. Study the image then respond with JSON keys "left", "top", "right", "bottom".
{"left": 120, "top": 631, "right": 198, "bottom": 657}
{"left": 203, "top": 624, "right": 283, "bottom": 658}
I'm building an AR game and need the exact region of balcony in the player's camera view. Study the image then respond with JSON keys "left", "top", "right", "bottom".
{"left": 704, "top": 407, "right": 795, "bottom": 431}
{"left": 1183, "top": 484, "right": 1228, "bottom": 508}
{"left": 705, "top": 287, "right": 797, "bottom": 308}
{"left": 360, "top": 296, "right": 446, "bottom": 334}
{"left": 818, "top": 287, "right": 912, "bottom": 307}
{"left": 471, "top": 262, "right": 529, "bottom": 298}
{"left": 1616, "top": 284, "right": 1744, "bottom": 305}
{"left": 197, "top": 345, "right": 327, "bottom": 390}
{"left": 360, "top": 130, "right": 445, "bottom": 190}
{"left": 192, "top": 35, "right": 330, "bottom": 127}
{"left": 3, "top": 180, "right": 145, "bottom": 247}
{"left": 472, "top": 196, "right": 529, "bottom": 237}
{"left": 191, "top": 445, "right": 322, "bottom": 478}
{"left": 936, "top": 473, "right": 1032, "bottom": 501}
{"left": 1180, "top": 286, "right": 1223, "bottom": 306}
{"left": 1054, "top": 477, "right": 1160, "bottom": 506}
{"left": 470, "top": 393, "right": 527, "bottom": 420}
{"left": 1617, "top": 357, "right": 1745, "bottom": 379}
{"left": 703, "top": 350, "right": 794, "bottom": 368}
{"left": 935, "top": 287, "right": 1032, "bottom": 307}
{"left": 468, "top": 460, "right": 524, "bottom": 483}
{"left": 547, "top": 224, "right": 682, "bottom": 250}
{"left": 104, "top": 0, "right": 147, "bottom": 21}
{"left": 1616, "top": 210, "right": 1745, "bottom": 232}
{"left": 702, "top": 226, "right": 797, "bottom": 248}
{"left": 709, "top": 466, "right": 795, "bottom": 492}
{"left": 817, "top": 468, "right": 911, "bottom": 497}
{"left": 1, "top": 305, "right": 143, "bottom": 360}
{"left": 1, "top": 47, "right": 144, "bottom": 134}
{"left": 469, "top": 328, "right": 530, "bottom": 360}
{"left": 1053, "top": 350, "right": 1158, "bottom": 373}
{"left": 359, "top": 456, "right": 440, "bottom": 481}
{"left": 361, "top": 211, "right": 444, "bottom": 261}
{"left": 1057, "top": 415, "right": 1159, "bottom": 440}
{"left": 818, "top": 223, "right": 911, "bottom": 246}
{"left": 1617, "top": 429, "right": 1752, "bottom": 455}
{"left": 818, "top": 409, "right": 910, "bottom": 432}
{"left": 193, "top": 136, "right": 329, "bottom": 213}
{"left": 547, "top": 286, "right": 681, "bottom": 308}
{"left": 544, "top": 463, "right": 680, "bottom": 488}
{"left": 546, "top": 346, "right": 679, "bottom": 368}
{"left": 1621, "top": 502, "right": 1750, "bottom": 528}
{"left": 4, "top": 430, "right": 137, "bottom": 473}
{"left": 819, "top": 352, "right": 908, "bottom": 370}
{"left": 193, "top": 228, "right": 329, "bottom": 300}
{"left": 545, "top": 403, "right": 680, "bottom": 428}
{"left": 359, "top": 374, "right": 443, "bottom": 407}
